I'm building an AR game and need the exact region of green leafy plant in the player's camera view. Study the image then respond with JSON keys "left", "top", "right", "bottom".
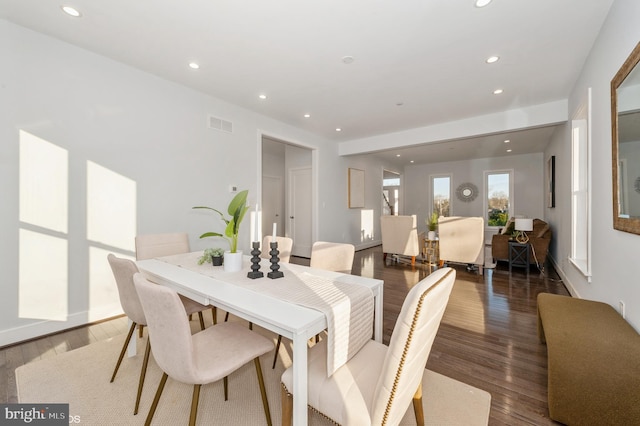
{"left": 197, "top": 248, "right": 225, "bottom": 265}
{"left": 193, "top": 190, "right": 250, "bottom": 253}
{"left": 427, "top": 211, "right": 439, "bottom": 232}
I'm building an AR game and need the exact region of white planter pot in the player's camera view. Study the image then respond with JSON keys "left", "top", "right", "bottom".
{"left": 428, "top": 231, "right": 437, "bottom": 241}
{"left": 223, "top": 250, "right": 243, "bottom": 272}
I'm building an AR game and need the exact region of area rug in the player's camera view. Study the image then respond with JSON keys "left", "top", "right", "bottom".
{"left": 16, "top": 327, "right": 491, "bottom": 425}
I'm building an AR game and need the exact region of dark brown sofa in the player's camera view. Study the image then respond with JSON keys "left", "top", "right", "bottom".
{"left": 537, "top": 293, "right": 640, "bottom": 425}
{"left": 491, "top": 218, "right": 551, "bottom": 266}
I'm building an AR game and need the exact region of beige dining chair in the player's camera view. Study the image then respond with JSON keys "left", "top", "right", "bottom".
{"left": 272, "top": 241, "right": 355, "bottom": 369}
{"left": 107, "top": 254, "right": 206, "bottom": 415}
{"left": 261, "top": 235, "right": 293, "bottom": 263}
{"left": 133, "top": 272, "right": 274, "bottom": 426}
{"left": 309, "top": 241, "right": 355, "bottom": 274}
{"left": 281, "top": 267, "right": 456, "bottom": 426}
{"left": 135, "top": 232, "right": 216, "bottom": 325}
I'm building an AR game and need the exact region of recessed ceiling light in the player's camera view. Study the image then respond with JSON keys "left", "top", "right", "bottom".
{"left": 342, "top": 56, "right": 354, "bottom": 64}
{"left": 486, "top": 56, "right": 499, "bottom": 64}
{"left": 258, "top": 94, "right": 267, "bottom": 100}
{"left": 396, "top": 154, "right": 401, "bottom": 157}
{"left": 61, "top": 5, "right": 81, "bottom": 17}
{"left": 475, "top": 0, "right": 492, "bottom": 7}
{"left": 506, "top": 149, "right": 513, "bottom": 153}
{"left": 335, "top": 128, "right": 342, "bottom": 132}
{"left": 410, "top": 160, "right": 415, "bottom": 163}
{"left": 504, "top": 139, "right": 510, "bottom": 143}
{"left": 303, "top": 114, "right": 311, "bottom": 118}
{"left": 493, "top": 88, "right": 503, "bottom": 94}
{"left": 188, "top": 62, "right": 200, "bottom": 69}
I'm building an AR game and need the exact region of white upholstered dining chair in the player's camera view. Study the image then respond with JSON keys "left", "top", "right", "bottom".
{"left": 135, "top": 232, "right": 217, "bottom": 325}
{"left": 261, "top": 235, "right": 293, "bottom": 263}
{"left": 107, "top": 254, "right": 207, "bottom": 415}
{"left": 280, "top": 267, "right": 456, "bottom": 426}
{"left": 133, "top": 272, "right": 274, "bottom": 426}
{"left": 271, "top": 241, "right": 355, "bottom": 369}
{"left": 309, "top": 241, "right": 355, "bottom": 274}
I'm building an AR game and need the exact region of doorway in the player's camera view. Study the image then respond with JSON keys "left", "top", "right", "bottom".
{"left": 261, "top": 136, "right": 314, "bottom": 258}
{"left": 383, "top": 169, "right": 401, "bottom": 216}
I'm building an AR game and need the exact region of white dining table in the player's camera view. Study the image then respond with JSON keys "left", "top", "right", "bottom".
{"left": 136, "top": 254, "right": 383, "bottom": 426}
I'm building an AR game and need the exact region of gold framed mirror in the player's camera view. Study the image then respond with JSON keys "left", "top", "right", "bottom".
{"left": 612, "top": 41, "right": 640, "bottom": 234}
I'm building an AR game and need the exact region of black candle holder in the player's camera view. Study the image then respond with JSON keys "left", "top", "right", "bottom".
{"left": 267, "top": 241, "right": 284, "bottom": 279}
{"left": 247, "top": 241, "right": 264, "bottom": 279}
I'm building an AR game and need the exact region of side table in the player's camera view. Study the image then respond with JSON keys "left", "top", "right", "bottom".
{"left": 508, "top": 241, "right": 530, "bottom": 276}
{"left": 423, "top": 238, "right": 439, "bottom": 271}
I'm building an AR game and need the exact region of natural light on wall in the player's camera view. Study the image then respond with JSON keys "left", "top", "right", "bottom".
{"left": 87, "top": 161, "right": 137, "bottom": 320}
{"left": 19, "top": 130, "right": 69, "bottom": 320}
{"left": 361, "top": 209, "right": 373, "bottom": 242}
{"left": 87, "top": 161, "right": 136, "bottom": 251}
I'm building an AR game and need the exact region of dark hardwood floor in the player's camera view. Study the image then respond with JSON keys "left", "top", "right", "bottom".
{"left": 1, "top": 245, "right": 568, "bottom": 425}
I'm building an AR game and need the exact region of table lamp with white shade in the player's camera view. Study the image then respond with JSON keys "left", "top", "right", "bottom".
{"left": 515, "top": 218, "right": 533, "bottom": 243}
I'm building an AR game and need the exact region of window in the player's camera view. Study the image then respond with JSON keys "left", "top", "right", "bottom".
{"left": 383, "top": 170, "right": 400, "bottom": 215}
{"left": 485, "top": 170, "right": 512, "bottom": 227}
{"left": 431, "top": 175, "right": 451, "bottom": 217}
{"left": 570, "top": 88, "right": 591, "bottom": 280}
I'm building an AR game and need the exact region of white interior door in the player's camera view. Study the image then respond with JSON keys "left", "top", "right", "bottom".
{"left": 262, "top": 175, "right": 284, "bottom": 242}
{"left": 289, "top": 167, "right": 312, "bottom": 257}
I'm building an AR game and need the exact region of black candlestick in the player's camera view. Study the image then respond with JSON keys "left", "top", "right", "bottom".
{"left": 267, "top": 241, "right": 284, "bottom": 279}
{"left": 247, "top": 241, "right": 264, "bottom": 279}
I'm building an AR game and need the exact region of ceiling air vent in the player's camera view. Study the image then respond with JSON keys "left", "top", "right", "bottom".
{"left": 208, "top": 115, "right": 233, "bottom": 133}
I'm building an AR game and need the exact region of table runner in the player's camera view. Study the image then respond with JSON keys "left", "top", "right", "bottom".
{"left": 157, "top": 252, "right": 374, "bottom": 376}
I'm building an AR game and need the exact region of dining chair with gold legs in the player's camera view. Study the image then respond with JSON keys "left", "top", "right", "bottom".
{"left": 135, "top": 232, "right": 217, "bottom": 325}
{"left": 107, "top": 254, "right": 208, "bottom": 415}
{"left": 280, "top": 267, "right": 456, "bottom": 426}
{"left": 133, "top": 272, "right": 274, "bottom": 426}
{"left": 271, "top": 241, "right": 355, "bottom": 369}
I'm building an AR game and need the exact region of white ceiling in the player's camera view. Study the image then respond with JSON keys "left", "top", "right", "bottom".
{"left": 0, "top": 0, "right": 615, "bottom": 166}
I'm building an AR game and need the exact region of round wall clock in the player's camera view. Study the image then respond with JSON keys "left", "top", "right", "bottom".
{"left": 456, "top": 182, "right": 478, "bottom": 202}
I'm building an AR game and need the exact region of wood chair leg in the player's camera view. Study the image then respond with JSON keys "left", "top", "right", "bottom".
{"left": 198, "top": 311, "right": 205, "bottom": 330}
{"left": 281, "top": 385, "right": 293, "bottom": 426}
{"left": 212, "top": 306, "right": 217, "bottom": 325}
{"left": 138, "top": 324, "right": 144, "bottom": 338}
{"left": 272, "top": 335, "right": 282, "bottom": 369}
{"left": 411, "top": 255, "right": 416, "bottom": 265}
{"left": 145, "top": 372, "right": 168, "bottom": 426}
{"left": 254, "top": 358, "right": 272, "bottom": 426}
{"left": 134, "top": 337, "right": 151, "bottom": 415}
{"left": 223, "top": 376, "right": 228, "bottom": 401}
{"left": 412, "top": 383, "right": 424, "bottom": 426}
{"left": 189, "top": 384, "right": 201, "bottom": 426}
{"left": 224, "top": 311, "right": 229, "bottom": 322}
{"left": 111, "top": 321, "right": 136, "bottom": 382}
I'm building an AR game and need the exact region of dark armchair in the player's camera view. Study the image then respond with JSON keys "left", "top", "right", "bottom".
{"left": 492, "top": 218, "right": 551, "bottom": 267}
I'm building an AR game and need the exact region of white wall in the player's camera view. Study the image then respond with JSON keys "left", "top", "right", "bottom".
{"left": 0, "top": 21, "right": 382, "bottom": 345}
{"left": 545, "top": 0, "right": 640, "bottom": 331}
{"left": 404, "top": 153, "right": 545, "bottom": 233}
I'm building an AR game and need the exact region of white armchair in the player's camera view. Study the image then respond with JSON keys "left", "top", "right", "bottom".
{"left": 437, "top": 216, "right": 485, "bottom": 274}
{"left": 380, "top": 215, "right": 421, "bottom": 265}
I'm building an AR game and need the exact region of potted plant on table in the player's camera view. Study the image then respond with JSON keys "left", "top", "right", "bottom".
{"left": 427, "top": 211, "right": 439, "bottom": 240}
{"left": 198, "top": 247, "right": 225, "bottom": 266}
{"left": 193, "top": 189, "right": 250, "bottom": 272}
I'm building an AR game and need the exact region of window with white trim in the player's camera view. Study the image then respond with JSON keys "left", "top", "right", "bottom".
{"left": 431, "top": 175, "right": 451, "bottom": 217}
{"left": 485, "top": 170, "right": 513, "bottom": 227}
{"left": 570, "top": 88, "right": 592, "bottom": 280}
